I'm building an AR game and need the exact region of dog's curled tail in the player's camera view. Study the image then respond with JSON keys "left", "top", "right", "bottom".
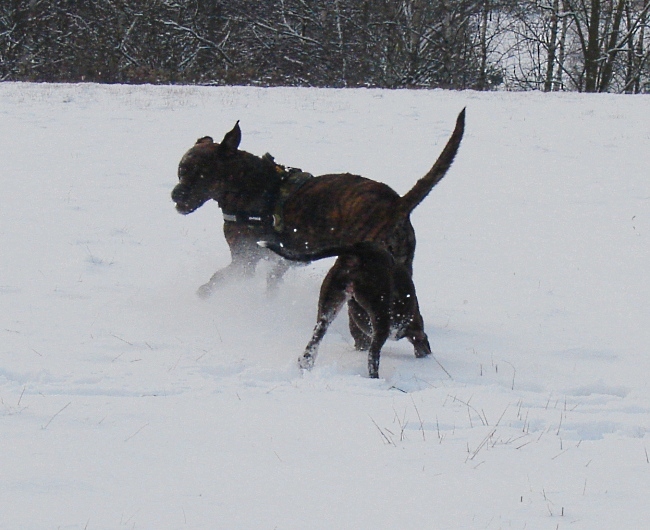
{"left": 397, "top": 108, "right": 465, "bottom": 217}
{"left": 258, "top": 241, "right": 334, "bottom": 262}
{"left": 259, "top": 240, "right": 383, "bottom": 263}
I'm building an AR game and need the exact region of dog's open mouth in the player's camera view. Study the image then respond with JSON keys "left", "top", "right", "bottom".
{"left": 174, "top": 201, "right": 197, "bottom": 215}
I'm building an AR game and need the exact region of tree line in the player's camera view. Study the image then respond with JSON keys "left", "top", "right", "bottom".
{"left": 1, "top": 0, "right": 648, "bottom": 93}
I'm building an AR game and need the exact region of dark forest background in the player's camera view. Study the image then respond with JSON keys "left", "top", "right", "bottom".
{"left": 2, "top": 0, "right": 649, "bottom": 92}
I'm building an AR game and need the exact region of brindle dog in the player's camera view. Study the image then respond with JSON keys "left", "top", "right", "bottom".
{"left": 261, "top": 241, "right": 430, "bottom": 378}
{"left": 171, "top": 109, "right": 465, "bottom": 303}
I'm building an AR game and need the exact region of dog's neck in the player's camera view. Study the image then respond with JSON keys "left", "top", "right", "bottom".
{"left": 216, "top": 151, "right": 284, "bottom": 222}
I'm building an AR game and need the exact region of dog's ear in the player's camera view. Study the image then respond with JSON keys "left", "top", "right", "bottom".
{"left": 195, "top": 136, "right": 213, "bottom": 145}
{"left": 220, "top": 121, "right": 241, "bottom": 156}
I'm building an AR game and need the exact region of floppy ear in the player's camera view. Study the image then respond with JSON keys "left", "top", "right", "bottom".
{"left": 220, "top": 121, "right": 241, "bottom": 155}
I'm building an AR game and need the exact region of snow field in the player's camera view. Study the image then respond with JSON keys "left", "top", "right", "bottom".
{"left": 1, "top": 83, "right": 649, "bottom": 528}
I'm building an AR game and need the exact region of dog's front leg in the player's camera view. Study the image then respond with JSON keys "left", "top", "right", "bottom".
{"left": 197, "top": 258, "right": 258, "bottom": 298}
{"left": 266, "top": 257, "right": 292, "bottom": 293}
{"left": 197, "top": 223, "right": 264, "bottom": 298}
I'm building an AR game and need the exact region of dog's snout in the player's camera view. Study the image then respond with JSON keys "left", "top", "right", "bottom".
{"left": 171, "top": 183, "right": 201, "bottom": 214}
{"left": 171, "top": 184, "right": 187, "bottom": 204}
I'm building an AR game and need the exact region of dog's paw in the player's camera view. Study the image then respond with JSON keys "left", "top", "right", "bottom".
{"left": 413, "top": 337, "right": 432, "bottom": 358}
{"left": 366, "top": 352, "right": 382, "bottom": 378}
{"left": 196, "top": 283, "right": 214, "bottom": 299}
{"left": 298, "top": 354, "right": 314, "bottom": 371}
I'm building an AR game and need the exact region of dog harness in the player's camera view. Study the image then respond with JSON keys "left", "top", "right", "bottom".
{"left": 222, "top": 162, "right": 313, "bottom": 233}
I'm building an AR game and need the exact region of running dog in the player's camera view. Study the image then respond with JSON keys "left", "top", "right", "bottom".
{"left": 171, "top": 110, "right": 465, "bottom": 301}
{"left": 260, "top": 241, "right": 430, "bottom": 378}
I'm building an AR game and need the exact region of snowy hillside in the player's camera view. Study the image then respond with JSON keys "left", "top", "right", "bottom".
{"left": 1, "top": 83, "right": 649, "bottom": 529}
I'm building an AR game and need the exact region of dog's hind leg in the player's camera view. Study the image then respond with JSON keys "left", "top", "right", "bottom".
{"left": 408, "top": 330, "right": 432, "bottom": 358}
{"left": 367, "top": 316, "right": 391, "bottom": 379}
{"left": 347, "top": 300, "right": 372, "bottom": 351}
{"left": 391, "top": 267, "right": 431, "bottom": 359}
{"left": 299, "top": 262, "right": 349, "bottom": 371}
{"left": 300, "top": 316, "right": 333, "bottom": 371}
{"left": 409, "top": 301, "right": 431, "bottom": 359}
{"left": 404, "top": 301, "right": 432, "bottom": 358}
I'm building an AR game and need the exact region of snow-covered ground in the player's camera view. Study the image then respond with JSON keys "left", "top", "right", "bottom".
{"left": 1, "top": 83, "right": 649, "bottom": 529}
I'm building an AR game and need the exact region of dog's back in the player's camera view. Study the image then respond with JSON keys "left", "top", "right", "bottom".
{"left": 277, "top": 109, "right": 465, "bottom": 271}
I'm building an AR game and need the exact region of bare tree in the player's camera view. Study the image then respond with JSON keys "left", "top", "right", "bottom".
{"left": 1, "top": 0, "right": 59, "bottom": 81}
{"left": 1, "top": 0, "right": 646, "bottom": 91}
{"left": 502, "top": 0, "right": 650, "bottom": 91}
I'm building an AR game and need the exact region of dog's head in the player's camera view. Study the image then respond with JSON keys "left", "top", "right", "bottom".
{"left": 171, "top": 121, "right": 241, "bottom": 214}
